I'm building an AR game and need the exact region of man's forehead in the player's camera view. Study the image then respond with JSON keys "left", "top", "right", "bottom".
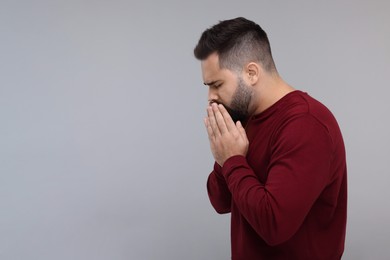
{"left": 201, "top": 53, "right": 220, "bottom": 82}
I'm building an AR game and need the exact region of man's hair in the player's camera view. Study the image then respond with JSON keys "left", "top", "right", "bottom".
{"left": 194, "top": 17, "right": 276, "bottom": 73}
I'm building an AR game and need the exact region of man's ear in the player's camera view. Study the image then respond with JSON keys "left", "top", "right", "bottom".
{"left": 244, "top": 62, "right": 261, "bottom": 85}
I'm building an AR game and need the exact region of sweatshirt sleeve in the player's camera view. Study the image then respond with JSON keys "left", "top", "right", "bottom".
{"left": 207, "top": 162, "right": 232, "bottom": 214}
{"left": 221, "top": 115, "right": 333, "bottom": 245}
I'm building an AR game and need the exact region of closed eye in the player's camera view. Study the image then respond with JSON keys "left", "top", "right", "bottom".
{"left": 211, "top": 83, "right": 222, "bottom": 89}
{"left": 204, "top": 80, "right": 223, "bottom": 89}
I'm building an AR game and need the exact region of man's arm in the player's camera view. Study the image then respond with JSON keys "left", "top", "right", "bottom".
{"left": 207, "top": 162, "right": 232, "bottom": 214}
{"left": 204, "top": 103, "right": 333, "bottom": 245}
{"left": 204, "top": 103, "right": 247, "bottom": 214}
{"left": 221, "top": 115, "right": 332, "bottom": 246}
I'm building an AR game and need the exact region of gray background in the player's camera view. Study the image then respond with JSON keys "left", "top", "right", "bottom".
{"left": 1, "top": 0, "right": 389, "bottom": 259}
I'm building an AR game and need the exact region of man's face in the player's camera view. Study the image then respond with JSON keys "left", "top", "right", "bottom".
{"left": 201, "top": 53, "right": 253, "bottom": 123}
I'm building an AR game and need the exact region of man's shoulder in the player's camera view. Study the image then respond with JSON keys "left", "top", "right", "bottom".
{"left": 277, "top": 90, "right": 343, "bottom": 144}
{"left": 281, "top": 91, "right": 335, "bottom": 121}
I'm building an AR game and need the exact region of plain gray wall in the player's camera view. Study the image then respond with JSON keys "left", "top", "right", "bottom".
{"left": 1, "top": 0, "right": 389, "bottom": 259}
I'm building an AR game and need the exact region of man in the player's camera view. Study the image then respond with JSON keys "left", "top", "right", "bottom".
{"left": 193, "top": 17, "right": 347, "bottom": 259}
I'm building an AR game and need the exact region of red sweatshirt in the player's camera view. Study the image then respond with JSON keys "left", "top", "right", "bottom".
{"left": 207, "top": 91, "right": 347, "bottom": 260}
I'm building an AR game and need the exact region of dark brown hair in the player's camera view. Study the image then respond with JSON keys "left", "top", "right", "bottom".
{"left": 194, "top": 17, "right": 276, "bottom": 73}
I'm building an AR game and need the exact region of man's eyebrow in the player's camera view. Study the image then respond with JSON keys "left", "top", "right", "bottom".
{"left": 203, "top": 80, "right": 219, "bottom": 86}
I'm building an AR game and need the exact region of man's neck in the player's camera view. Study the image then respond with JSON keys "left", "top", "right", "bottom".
{"left": 252, "top": 76, "right": 295, "bottom": 115}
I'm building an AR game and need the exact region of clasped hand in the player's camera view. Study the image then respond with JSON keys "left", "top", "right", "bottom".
{"left": 204, "top": 103, "right": 249, "bottom": 166}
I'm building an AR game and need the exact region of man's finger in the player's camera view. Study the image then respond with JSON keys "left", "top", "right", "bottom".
{"left": 218, "top": 104, "right": 236, "bottom": 132}
{"left": 207, "top": 106, "right": 221, "bottom": 137}
{"left": 236, "top": 121, "right": 247, "bottom": 140}
{"left": 212, "top": 103, "right": 228, "bottom": 134}
{"left": 204, "top": 117, "right": 215, "bottom": 141}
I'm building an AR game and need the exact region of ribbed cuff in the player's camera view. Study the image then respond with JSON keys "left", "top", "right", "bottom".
{"left": 221, "top": 155, "right": 248, "bottom": 179}
{"left": 213, "top": 161, "right": 224, "bottom": 180}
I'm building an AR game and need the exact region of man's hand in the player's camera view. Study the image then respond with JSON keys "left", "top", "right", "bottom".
{"left": 204, "top": 103, "right": 249, "bottom": 166}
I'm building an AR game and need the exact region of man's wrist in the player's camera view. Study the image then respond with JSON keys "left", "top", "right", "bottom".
{"left": 221, "top": 155, "right": 247, "bottom": 178}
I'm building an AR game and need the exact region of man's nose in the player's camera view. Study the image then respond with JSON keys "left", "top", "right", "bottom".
{"left": 208, "top": 88, "right": 218, "bottom": 104}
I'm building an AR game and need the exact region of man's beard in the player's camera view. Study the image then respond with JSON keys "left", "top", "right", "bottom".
{"left": 218, "top": 77, "right": 253, "bottom": 123}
